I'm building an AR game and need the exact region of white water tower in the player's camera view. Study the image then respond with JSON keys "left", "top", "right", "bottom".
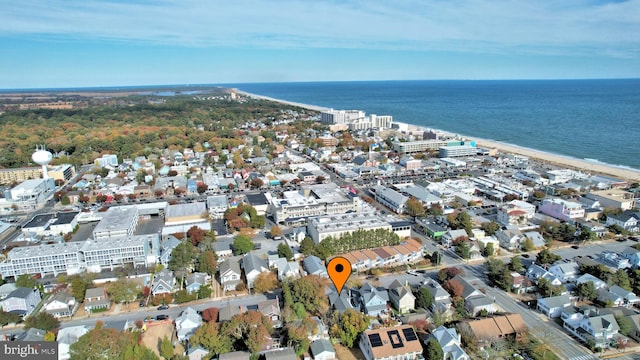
{"left": 32, "top": 146, "right": 53, "bottom": 179}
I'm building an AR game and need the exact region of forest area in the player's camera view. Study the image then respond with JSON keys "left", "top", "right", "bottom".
{"left": 0, "top": 93, "right": 318, "bottom": 168}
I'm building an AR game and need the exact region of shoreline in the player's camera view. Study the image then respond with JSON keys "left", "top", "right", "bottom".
{"left": 233, "top": 89, "right": 331, "bottom": 112}
{"left": 235, "top": 88, "right": 640, "bottom": 182}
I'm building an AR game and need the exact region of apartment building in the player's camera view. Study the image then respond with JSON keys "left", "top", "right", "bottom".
{"left": 307, "top": 213, "right": 392, "bottom": 244}
{"left": 92, "top": 206, "right": 139, "bottom": 239}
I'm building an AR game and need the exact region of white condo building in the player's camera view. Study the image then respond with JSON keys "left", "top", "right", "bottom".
{"left": 92, "top": 206, "right": 139, "bottom": 239}
{"left": 0, "top": 234, "right": 160, "bottom": 279}
{"left": 269, "top": 184, "right": 361, "bottom": 225}
{"left": 2, "top": 178, "right": 55, "bottom": 212}
{"left": 320, "top": 109, "right": 393, "bottom": 130}
{"left": 307, "top": 213, "right": 392, "bottom": 244}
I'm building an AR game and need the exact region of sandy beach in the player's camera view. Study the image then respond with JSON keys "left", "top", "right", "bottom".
{"left": 233, "top": 89, "right": 330, "bottom": 112}
{"left": 234, "top": 90, "right": 640, "bottom": 182}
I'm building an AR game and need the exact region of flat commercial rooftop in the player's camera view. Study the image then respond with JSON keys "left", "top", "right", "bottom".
{"left": 93, "top": 206, "right": 138, "bottom": 234}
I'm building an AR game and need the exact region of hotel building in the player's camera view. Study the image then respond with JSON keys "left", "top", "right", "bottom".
{"left": 307, "top": 213, "right": 392, "bottom": 244}
{"left": 92, "top": 206, "right": 139, "bottom": 239}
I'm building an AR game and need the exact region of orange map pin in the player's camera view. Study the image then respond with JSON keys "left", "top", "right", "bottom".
{"left": 327, "top": 256, "right": 352, "bottom": 295}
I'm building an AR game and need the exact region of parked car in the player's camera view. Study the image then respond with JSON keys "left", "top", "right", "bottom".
{"left": 156, "top": 314, "right": 169, "bottom": 321}
{"left": 158, "top": 304, "right": 169, "bottom": 310}
{"left": 139, "top": 300, "right": 145, "bottom": 308}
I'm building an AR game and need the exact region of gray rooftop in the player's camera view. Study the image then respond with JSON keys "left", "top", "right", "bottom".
{"left": 166, "top": 202, "right": 207, "bottom": 218}
{"left": 93, "top": 206, "right": 139, "bottom": 234}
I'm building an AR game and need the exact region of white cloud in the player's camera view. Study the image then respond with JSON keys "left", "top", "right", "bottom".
{"left": 1, "top": 0, "right": 639, "bottom": 57}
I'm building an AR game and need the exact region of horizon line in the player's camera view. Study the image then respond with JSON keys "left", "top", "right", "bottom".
{"left": 2, "top": 77, "right": 639, "bottom": 92}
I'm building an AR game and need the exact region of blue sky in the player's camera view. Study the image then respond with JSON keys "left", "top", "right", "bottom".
{"left": 1, "top": 0, "right": 639, "bottom": 89}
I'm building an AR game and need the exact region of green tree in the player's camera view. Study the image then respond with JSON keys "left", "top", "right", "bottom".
{"left": 70, "top": 323, "right": 160, "bottom": 360}
{"left": 24, "top": 312, "right": 59, "bottom": 331}
{"left": 447, "top": 211, "right": 473, "bottom": 236}
{"left": 415, "top": 287, "right": 434, "bottom": 309}
{"left": 277, "top": 243, "right": 294, "bottom": 260}
{"left": 160, "top": 335, "right": 173, "bottom": 360}
{"left": 232, "top": 235, "right": 253, "bottom": 255}
{"left": 168, "top": 241, "right": 196, "bottom": 272}
{"left": 482, "top": 242, "right": 494, "bottom": 257}
{"left": 300, "top": 237, "right": 315, "bottom": 256}
{"left": 197, "top": 285, "right": 212, "bottom": 300}
{"left": 520, "top": 237, "right": 535, "bottom": 252}
{"left": 456, "top": 241, "right": 470, "bottom": 259}
{"left": 196, "top": 251, "right": 218, "bottom": 276}
{"left": 536, "top": 249, "right": 561, "bottom": 266}
{"left": 270, "top": 225, "right": 283, "bottom": 238}
{"left": 253, "top": 272, "right": 279, "bottom": 293}
{"left": 106, "top": 278, "right": 139, "bottom": 304}
{"left": 69, "top": 275, "right": 94, "bottom": 302}
{"left": 329, "top": 309, "right": 370, "bottom": 347}
{"left": 480, "top": 221, "right": 501, "bottom": 236}
{"left": 222, "top": 310, "right": 272, "bottom": 354}
{"left": 576, "top": 281, "right": 597, "bottom": 301}
{"left": 509, "top": 256, "right": 523, "bottom": 273}
{"left": 616, "top": 315, "right": 633, "bottom": 336}
{"left": 405, "top": 197, "right": 425, "bottom": 217}
{"left": 425, "top": 337, "right": 444, "bottom": 360}
{"left": 289, "top": 275, "right": 329, "bottom": 315}
{"left": 0, "top": 309, "right": 21, "bottom": 327}
{"left": 16, "top": 274, "right": 37, "bottom": 288}
{"left": 609, "top": 269, "right": 632, "bottom": 291}
{"left": 190, "top": 322, "right": 233, "bottom": 355}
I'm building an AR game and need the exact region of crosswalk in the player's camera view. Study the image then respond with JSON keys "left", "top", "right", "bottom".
{"left": 567, "top": 356, "right": 599, "bottom": 360}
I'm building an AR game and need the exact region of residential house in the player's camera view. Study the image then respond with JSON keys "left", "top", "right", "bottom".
{"left": 42, "top": 290, "right": 77, "bottom": 318}
{"left": 185, "top": 272, "right": 209, "bottom": 294}
{"left": 218, "top": 304, "right": 242, "bottom": 322}
{"left": 599, "top": 251, "right": 631, "bottom": 270}
{"left": 509, "top": 273, "right": 535, "bottom": 294}
{"left": 358, "top": 282, "right": 389, "bottom": 317}
{"left": 622, "top": 247, "right": 640, "bottom": 268}
{"left": 522, "top": 231, "right": 546, "bottom": 248}
{"left": 359, "top": 325, "right": 423, "bottom": 360}
{"left": 495, "top": 227, "right": 524, "bottom": 251}
{"left": 243, "top": 252, "right": 269, "bottom": 289}
{"left": 598, "top": 286, "right": 640, "bottom": 308}
{"left": 450, "top": 275, "right": 496, "bottom": 316}
{"left": 219, "top": 257, "right": 242, "bottom": 292}
{"left": 1, "top": 287, "right": 41, "bottom": 317}
{"left": 576, "top": 274, "right": 608, "bottom": 290}
{"left": 303, "top": 255, "right": 328, "bottom": 278}
{"left": 537, "top": 294, "right": 573, "bottom": 318}
{"left": 159, "top": 235, "right": 182, "bottom": 266}
{"left": 526, "top": 264, "right": 562, "bottom": 286}
{"left": 310, "top": 339, "right": 336, "bottom": 360}
{"left": 15, "top": 328, "right": 46, "bottom": 342}
{"left": 497, "top": 200, "right": 535, "bottom": 227}
{"left": 219, "top": 351, "right": 251, "bottom": 360}
{"left": 428, "top": 326, "right": 470, "bottom": 360}
{"left": 548, "top": 262, "right": 580, "bottom": 284}
{"left": 328, "top": 288, "right": 359, "bottom": 313}
{"left": 57, "top": 326, "right": 88, "bottom": 360}
{"left": 563, "top": 313, "right": 621, "bottom": 349}
{"left": 606, "top": 211, "right": 639, "bottom": 232}
{"left": 175, "top": 307, "right": 203, "bottom": 342}
{"left": 461, "top": 314, "right": 527, "bottom": 344}
{"left": 422, "top": 279, "right": 452, "bottom": 313}
{"left": 84, "top": 288, "right": 110, "bottom": 312}
{"left": 258, "top": 299, "right": 282, "bottom": 328}
{"left": 272, "top": 258, "right": 301, "bottom": 281}
{"left": 388, "top": 280, "right": 415, "bottom": 314}
{"left": 186, "top": 345, "right": 209, "bottom": 360}
{"left": 441, "top": 229, "right": 468, "bottom": 248}
{"left": 264, "top": 348, "right": 296, "bottom": 360}
{"left": 0, "top": 283, "right": 17, "bottom": 300}
{"left": 151, "top": 268, "right": 176, "bottom": 295}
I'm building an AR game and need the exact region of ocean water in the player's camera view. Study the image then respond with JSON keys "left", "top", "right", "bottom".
{"left": 228, "top": 79, "right": 640, "bottom": 171}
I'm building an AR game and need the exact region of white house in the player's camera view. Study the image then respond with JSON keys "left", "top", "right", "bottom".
{"left": 310, "top": 339, "right": 336, "bottom": 360}
{"left": 388, "top": 280, "right": 415, "bottom": 314}
{"left": 42, "top": 290, "right": 77, "bottom": 318}
{"left": 242, "top": 252, "right": 269, "bottom": 289}
{"left": 0, "top": 287, "right": 41, "bottom": 317}
{"left": 175, "top": 307, "right": 203, "bottom": 342}
{"left": 537, "top": 294, "right": 572, "bottom": 318}
{"left": 428, "top": 326, "right": 470, "bottom": 360}
{"left": 151, "top": 268, "right": 176, "bottom": 295}
{"left": 219, "top": 257, "right": 242, "bottom": 292}
{"left": 548, "top": 262, "right": 580, "bottom": 284}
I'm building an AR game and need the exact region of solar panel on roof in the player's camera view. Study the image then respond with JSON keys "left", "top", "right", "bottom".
{"left": 402, "top": 328, "right": 418, "bottom": 341}
{"left": 368, "top": 333, "right": 383, "bottom": 347}
{"left": 388, "top": 330, "right": 404, "bottom": 349}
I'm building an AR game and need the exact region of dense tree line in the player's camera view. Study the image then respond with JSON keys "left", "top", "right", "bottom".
{"left": 0, "top": 95, "right": 318, "bottom": 168}
{"left": 319, "top": 228, "right": 400, "bottom": 256}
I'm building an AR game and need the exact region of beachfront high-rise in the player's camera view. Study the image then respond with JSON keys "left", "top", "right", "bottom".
{"left": 320, "top": 109, "right": 393, "bottom": 130}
